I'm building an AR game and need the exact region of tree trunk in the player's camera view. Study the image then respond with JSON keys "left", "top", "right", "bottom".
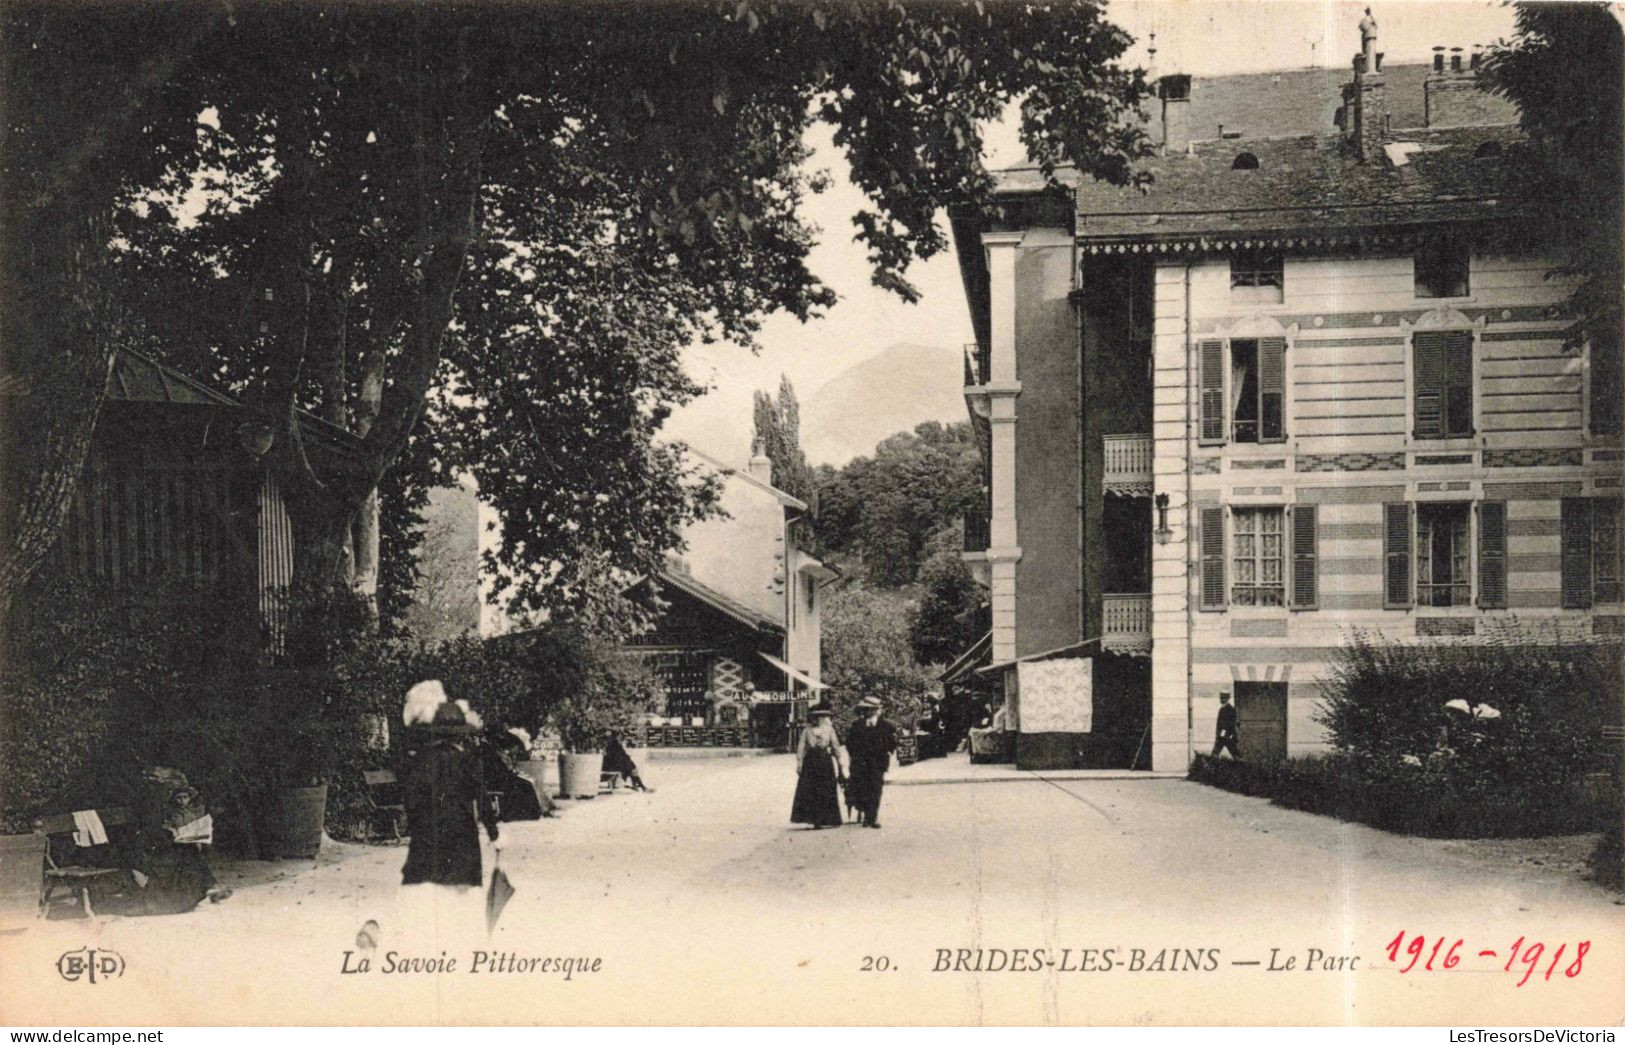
{"left": 0, "top": 212, "right": 116, "bottom": 631}
{"left": 352, "top": 493, "right": 380, "bottom": 601}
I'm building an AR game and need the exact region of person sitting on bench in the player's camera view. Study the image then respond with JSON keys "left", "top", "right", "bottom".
{"left": 483, "top": 727, "right": 552, "bottom": 820}
{"left": 603, "top": 731, "right": 653, "bottom": 792}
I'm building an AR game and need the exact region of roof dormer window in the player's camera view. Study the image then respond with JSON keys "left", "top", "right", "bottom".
{"left": 1232, "top": 152, "right": 1259, "bottom": 170}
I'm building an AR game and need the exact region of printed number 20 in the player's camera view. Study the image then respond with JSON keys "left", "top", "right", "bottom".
{"left": 860, "top": 956, "right": 893, "bottom": 972}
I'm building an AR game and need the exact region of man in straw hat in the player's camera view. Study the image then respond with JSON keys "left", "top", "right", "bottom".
{"left": 843, "top": 696, "right": 898, "bottom": 828}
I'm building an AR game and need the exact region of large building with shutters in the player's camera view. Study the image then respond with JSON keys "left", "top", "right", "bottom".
{"left": 951, "top": 23, "right": 1622, "bottom": 772}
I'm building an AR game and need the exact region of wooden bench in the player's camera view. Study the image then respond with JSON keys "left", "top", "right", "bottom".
{"left": 33, "top": 807, "right": 133, "bottom": 918}
{"left": 363, "top": 770, "right": 406, "bottom": 842}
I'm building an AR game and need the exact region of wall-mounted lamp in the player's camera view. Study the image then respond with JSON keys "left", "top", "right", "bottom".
{"left": 1153, "top": 492, "right": 1172, "bottom": 545}
{"left": 236, "top": 420, "right": 275, "bottom": 459}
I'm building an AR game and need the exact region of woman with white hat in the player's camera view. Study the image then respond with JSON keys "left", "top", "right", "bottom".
{"left": 397, "top": 681, "right": 498, "bottom": 941}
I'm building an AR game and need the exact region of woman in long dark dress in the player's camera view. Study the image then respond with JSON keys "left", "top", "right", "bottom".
{"left": 790, "top": 707, "right": 847, "bottom": 829}
{"left": 397, "top": 684, "right": 498, "bottom": 943}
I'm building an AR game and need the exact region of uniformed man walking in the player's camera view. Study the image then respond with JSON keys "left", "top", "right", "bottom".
{"left": 844, "top": 697, "right": 898, "bottom": 828}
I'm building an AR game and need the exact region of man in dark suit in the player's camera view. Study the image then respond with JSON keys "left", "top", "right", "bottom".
{"left": 844, "top": 697, "right": 898, "bottom": 828}
{"left": 1213, "top": 691, "right": 1240, "bottom": 758}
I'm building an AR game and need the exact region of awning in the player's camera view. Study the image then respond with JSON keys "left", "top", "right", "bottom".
{"left": 976, "top": 636, "right": 1104, "bottom": 676}
{"left": 758, "top": 651, "right": 828, "bottom": 691}
{"left": 937, "top": 631, "right": 992, "bottom": 685}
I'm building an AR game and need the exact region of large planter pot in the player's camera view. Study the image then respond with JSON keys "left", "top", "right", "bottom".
{"left": 0, "top": 833, "right": 46, "bottom": 924}
{"left": 263, "top": 784, "right": 328, "bottom": 859}
{"left": 557, "top": 752, "right": 604, "bottom": 799}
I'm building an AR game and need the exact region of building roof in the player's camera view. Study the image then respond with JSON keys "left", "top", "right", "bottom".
{"left": 3, "top": 347, "right": 365, "bottom": 455}
{"left": 655, "top": 567, "right": 784, "bottom": 636}
{"left": 687, "top": 447, "right": 808, "bottom": 512}
{"left": 1060, "top": 122, "right": 1531, "bottom": 248}
{"left": 1141, "top": 63, "right": 1514, "bottom": 145}
{"left": 110, "top": 349, "right": 241, "bottom": 407}
{"left": 968, "top": 58, "right": 1528, "bottom": 252}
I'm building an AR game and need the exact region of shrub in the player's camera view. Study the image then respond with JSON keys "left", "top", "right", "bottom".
{"left": 1190, "top": 753, "right": 1611, "bottom": 839}
{"left": 1318, "top": 619, "right": 1618, "bottom": 791}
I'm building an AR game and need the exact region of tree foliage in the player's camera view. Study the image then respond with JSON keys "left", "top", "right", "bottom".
{"left": 908, "top": 533, "right": 984, "bottom": 666}
{"left": 820, "top": 582, "right": 935, "bottom": 728}
{"left": 817, "top": 420, "right": 983, "bottom": 586}
{"left": 1481, "top": 2, "right": 1623, "bottom": 348}
{"left": 752, "top": 376, "right": 818, "bottom": 508}
{"left": 4, "top": 0, "right": 1148, "bottom": 627}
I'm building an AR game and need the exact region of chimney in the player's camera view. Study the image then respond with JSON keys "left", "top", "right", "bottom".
{"left": 1425, "top": 41, "right": 1498, "bottom": 128}
{"left": 1347, "top": 7, "right": 1387, "bottom": 163}
{"left": 747, "top": 440, "right": 773, "bottom": 485}
{"left": 1158, "top": 74, "right": 1192, "bottom": 154}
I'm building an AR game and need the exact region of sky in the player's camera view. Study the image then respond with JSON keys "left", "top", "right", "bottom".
{"left": 661, "top": 0, "right": 1520, "bottom": 466}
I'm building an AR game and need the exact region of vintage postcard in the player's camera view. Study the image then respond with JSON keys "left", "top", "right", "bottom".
{"left": 1, "top": 0, "right": 1622, "bottom": 1029}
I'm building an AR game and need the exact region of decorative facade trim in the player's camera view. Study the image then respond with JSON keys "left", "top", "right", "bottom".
{"left": 1193, "top": 457, "right": 1222, "bottom": 475}
{"left": 1233, "top": 459, "right": 1286, "bottom": 470}
{"left": 1296, "top": 452, "right": 1406, "bottom": 472}
{"left": 1417, "top": 617, "right": 1476, "bottom": 637}
{"left": 1483, "top": 448, "right": 1584, "bottom": 468}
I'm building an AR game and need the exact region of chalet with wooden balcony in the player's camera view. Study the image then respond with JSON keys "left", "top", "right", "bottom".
{"left": 624, "top": 446, "right": 838, "bottom": 745}
{"left": 950, "top": 16, "right": 1621, "bottom": 772}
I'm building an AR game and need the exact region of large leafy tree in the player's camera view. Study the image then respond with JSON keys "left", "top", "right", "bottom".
{"left": 3, "top": 0, "right": 1148, "bottom": 624}
{"left": 817, "top": 420, "right": 983, "bottom": 586}
{"left": 1481, "top": 3, "right": 1622, "bottom": 352}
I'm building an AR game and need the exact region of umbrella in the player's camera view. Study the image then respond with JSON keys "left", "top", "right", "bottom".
{"left": 486, "top": 851, "right": 515, "bottom": 935}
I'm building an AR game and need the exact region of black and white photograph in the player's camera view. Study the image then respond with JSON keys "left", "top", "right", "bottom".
{"left": 1, "top": 0, "right": 1622, "bottom": 1029}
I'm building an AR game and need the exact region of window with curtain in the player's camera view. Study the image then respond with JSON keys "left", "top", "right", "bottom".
{"left": 1213, "top": 338, "right": 1286, "bottom": 444}
{"left": 1232, "top": 507, "right": 1284, "bottom": 607}
{"left": 1416, "top": 502, "right": 1471, "bottom": 607}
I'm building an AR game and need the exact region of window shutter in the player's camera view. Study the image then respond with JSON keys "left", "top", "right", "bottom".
{"left": 1199, "top": 506, "right": 1226, "bottom": 610}
{"left": 1561, "top": 497, "right": 1593, "bottom": 609}
{"left": 1384, "top": 502, "right": 1412, "bottom": 608}
{"left": 1259, "top": 336, "right": 1287, "bottom": 442}
{"left": 1478, "top": 500, "right": 1507, "bottom": 609}
{"left": 1444, "top": 331, "right": 1474, "bottom": 436}
{"left": 1291, "top": 504, "right": 1318, "bottom": 609}
{"left": 1413, "top": 332, "right": 1444, "bottom": 438}
{"left": 1199, "top": 339, "right": 1225, "bottom": 443}
{"left": 1590, "top": 331, "right": 1622, "bottom": 435}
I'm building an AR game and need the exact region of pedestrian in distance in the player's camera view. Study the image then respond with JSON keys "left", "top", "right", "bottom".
{"left": 1212, "top": 691, "right": 1240, "bottom": 759}
{"left": 603, "top": 730, "right": 655, "bottom": 792}
{"left": 790, "top": 705, "right": 847, "bottom": 829}
{"left": 844, "top": 696, "right": 898, "bottom": 829}
{"left": 397, "top": 682, "right": 500, "bottom": 945}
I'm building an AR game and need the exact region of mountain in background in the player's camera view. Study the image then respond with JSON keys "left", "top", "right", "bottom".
{"left": 800, "top": 341, "right": 963, "bottom": 465}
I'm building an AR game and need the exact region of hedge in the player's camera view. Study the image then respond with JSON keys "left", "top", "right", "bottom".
{"left": 1189, "top": 754, "right": 1611, "bottom": 839}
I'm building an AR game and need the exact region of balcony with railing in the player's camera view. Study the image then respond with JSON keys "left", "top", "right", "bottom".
{"left": 1102, "top": 593, "right": 1152, "bottom": 656}
{"left": 1103, "top": 433, "right": 1154, "bottom": 498}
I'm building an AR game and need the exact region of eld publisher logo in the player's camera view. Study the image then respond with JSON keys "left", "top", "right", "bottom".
{"left": 56, "top": 948, "right": 125, "bottom": 984}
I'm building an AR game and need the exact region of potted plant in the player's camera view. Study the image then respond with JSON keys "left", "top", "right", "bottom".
{"left": 549, "top": 641, "right": 663, "bottom": 799}
{"left": 552, "top": 690, "right": 622, "bottom": 799}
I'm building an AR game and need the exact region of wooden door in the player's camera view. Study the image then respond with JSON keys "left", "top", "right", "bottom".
{"left": 1235, "top": 682, "right": 1288, "bottom": 763}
